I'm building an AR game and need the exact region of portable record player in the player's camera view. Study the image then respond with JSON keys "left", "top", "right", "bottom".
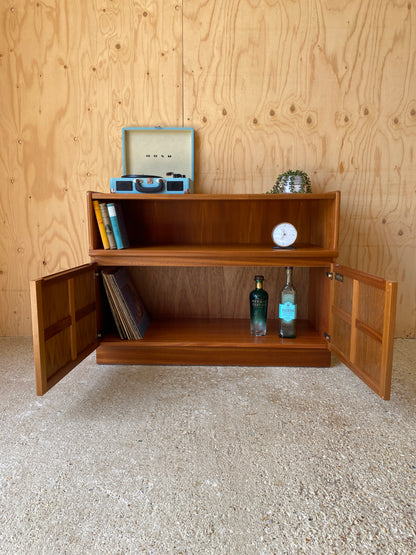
{"left": 110, "top": 127, "right": 194, "bottom": 194}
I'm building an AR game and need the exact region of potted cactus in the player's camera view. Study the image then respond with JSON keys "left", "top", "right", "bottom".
{"left": 268, "top": 169, "right": 312, "bottom": 194}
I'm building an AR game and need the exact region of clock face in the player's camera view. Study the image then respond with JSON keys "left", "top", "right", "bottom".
{"left": 272, "top": 222, "right": 297, "bottom": 248}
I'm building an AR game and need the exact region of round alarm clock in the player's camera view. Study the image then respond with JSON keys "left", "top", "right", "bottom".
{"left": 272, "top": 222, "right": 297, "bottom": 248}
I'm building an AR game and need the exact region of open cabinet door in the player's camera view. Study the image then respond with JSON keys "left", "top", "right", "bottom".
{"left": 30, "top": 263, "right": 100, "bottom": 395}
{"left": 328, "top": 264, "right": 397, "bottom": 400}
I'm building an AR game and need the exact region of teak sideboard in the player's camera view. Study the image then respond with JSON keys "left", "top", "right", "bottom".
{"left": 30, "top": 192, "right": 397, "bottom": 399}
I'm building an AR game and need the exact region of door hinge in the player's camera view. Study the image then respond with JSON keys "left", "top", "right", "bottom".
{"left": 324, "top": 332, "right": 331, "bottom": 342}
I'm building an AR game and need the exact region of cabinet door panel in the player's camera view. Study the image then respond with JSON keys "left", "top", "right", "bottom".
{"left": 30, "top": 264, "right": 99, "bottom": 395}
{"left": 329, "top": 264, "right": 397, "bottom": 400}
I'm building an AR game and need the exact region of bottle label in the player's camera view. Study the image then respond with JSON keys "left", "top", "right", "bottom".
{"left": 279, "top": 302, "right": 297, "bottom": 322}
{"left": 251, "top": 299, "right": 266, "bottom": 308}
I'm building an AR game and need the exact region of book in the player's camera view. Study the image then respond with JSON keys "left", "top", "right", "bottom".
{"left": 99, "top": 203, "right": 117, "bottom": 249}
{"left": 93, "top": 200, "right": 110, "bottom": 249}
{"left": 107, "top": 202, "right": 130, "bottom": 249}
{"left": 102, "top": 268, "right": 150, "bottom": 340}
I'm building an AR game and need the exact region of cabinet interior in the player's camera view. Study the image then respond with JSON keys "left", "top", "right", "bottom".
{"left": 97, "top": 265, "right": 330, "bottom": 342}
{"left": 89, "top": 193, "right": 339, "bottom": 252}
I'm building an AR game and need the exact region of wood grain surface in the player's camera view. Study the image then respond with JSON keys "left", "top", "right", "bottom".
{"left": 0, "top": 0, "right": 414, "bottom": 337}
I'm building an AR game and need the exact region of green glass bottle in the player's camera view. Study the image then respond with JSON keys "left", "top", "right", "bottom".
{"left": 250, "top": 275, "right": 268, "bottom": 336}
{"left": 279, "top": 267, "right": 297, "bottom": 338}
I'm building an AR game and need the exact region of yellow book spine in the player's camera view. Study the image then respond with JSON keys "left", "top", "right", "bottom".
{"left": 93, "top": 200, "right": 110, "bottom": 249}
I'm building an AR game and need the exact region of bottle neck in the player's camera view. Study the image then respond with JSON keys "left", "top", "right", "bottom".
{"left": 255, "top": 275, "right": 264, "bottom": 289}
{"left": 285, "top": 267, "right": 293, "bottom": 286}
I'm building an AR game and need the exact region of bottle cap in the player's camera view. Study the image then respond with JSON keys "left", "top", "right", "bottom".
{"left": 254, "top": 275, "right": 264, "bottom": 280}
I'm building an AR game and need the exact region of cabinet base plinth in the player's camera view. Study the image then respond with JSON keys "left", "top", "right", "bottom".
{"left": 96, "top": 344, "right": 331, "bottom": 367}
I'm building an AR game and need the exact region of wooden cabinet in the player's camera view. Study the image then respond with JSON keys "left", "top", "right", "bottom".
{"left": 30, "top": 192, "right": 397, "bottom": 399}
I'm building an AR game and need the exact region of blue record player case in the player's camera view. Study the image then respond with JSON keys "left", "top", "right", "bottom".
{"left": 110, "top": 127, "right": 194, "bottom": 194}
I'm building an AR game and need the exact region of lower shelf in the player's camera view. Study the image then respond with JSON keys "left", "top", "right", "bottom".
{"left": 96, "top": 318, "right": 331, "bottom": 367}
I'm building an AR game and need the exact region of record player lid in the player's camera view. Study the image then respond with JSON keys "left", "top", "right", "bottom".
{"left": 122, "top": 127, "right": 194, "bottom": 180}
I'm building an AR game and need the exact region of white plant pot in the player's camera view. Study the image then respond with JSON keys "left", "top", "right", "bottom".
{"left": 281, "top": 175, "right": 304, "bottom": 193}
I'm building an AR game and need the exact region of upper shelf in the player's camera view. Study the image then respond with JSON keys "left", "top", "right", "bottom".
{"left": 89, "top": 245, "right": 339, "bottom": 267}
{"left": 87, "top": 191, "right": 340, "bottom": 267}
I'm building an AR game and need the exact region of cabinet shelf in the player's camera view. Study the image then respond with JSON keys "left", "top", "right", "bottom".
{"left": 97, "top": 318, "right": 330, "bottom": 367}
{"left": 89, "top": 244, "right": 339, "bottom": 267}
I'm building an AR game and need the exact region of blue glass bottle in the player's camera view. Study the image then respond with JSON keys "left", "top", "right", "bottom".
{"left": 250, "top": 275, "right": 268, "bottom": 336}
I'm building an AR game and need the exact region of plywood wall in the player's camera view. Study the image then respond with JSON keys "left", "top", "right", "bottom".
{"left": 0, "top": 0, "right": 415, "bottom": 337}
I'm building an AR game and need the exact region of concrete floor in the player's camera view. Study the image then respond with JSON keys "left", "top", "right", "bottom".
{"left": 0, "top": 337, "right": 415, "bottom": 554}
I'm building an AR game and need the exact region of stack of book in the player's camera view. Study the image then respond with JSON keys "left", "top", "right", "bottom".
{"left": 102, "top": 268, "right": 150, "bottom": 340}
{"left": 93, "top": 201, "right": 130, "bottom": 249}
